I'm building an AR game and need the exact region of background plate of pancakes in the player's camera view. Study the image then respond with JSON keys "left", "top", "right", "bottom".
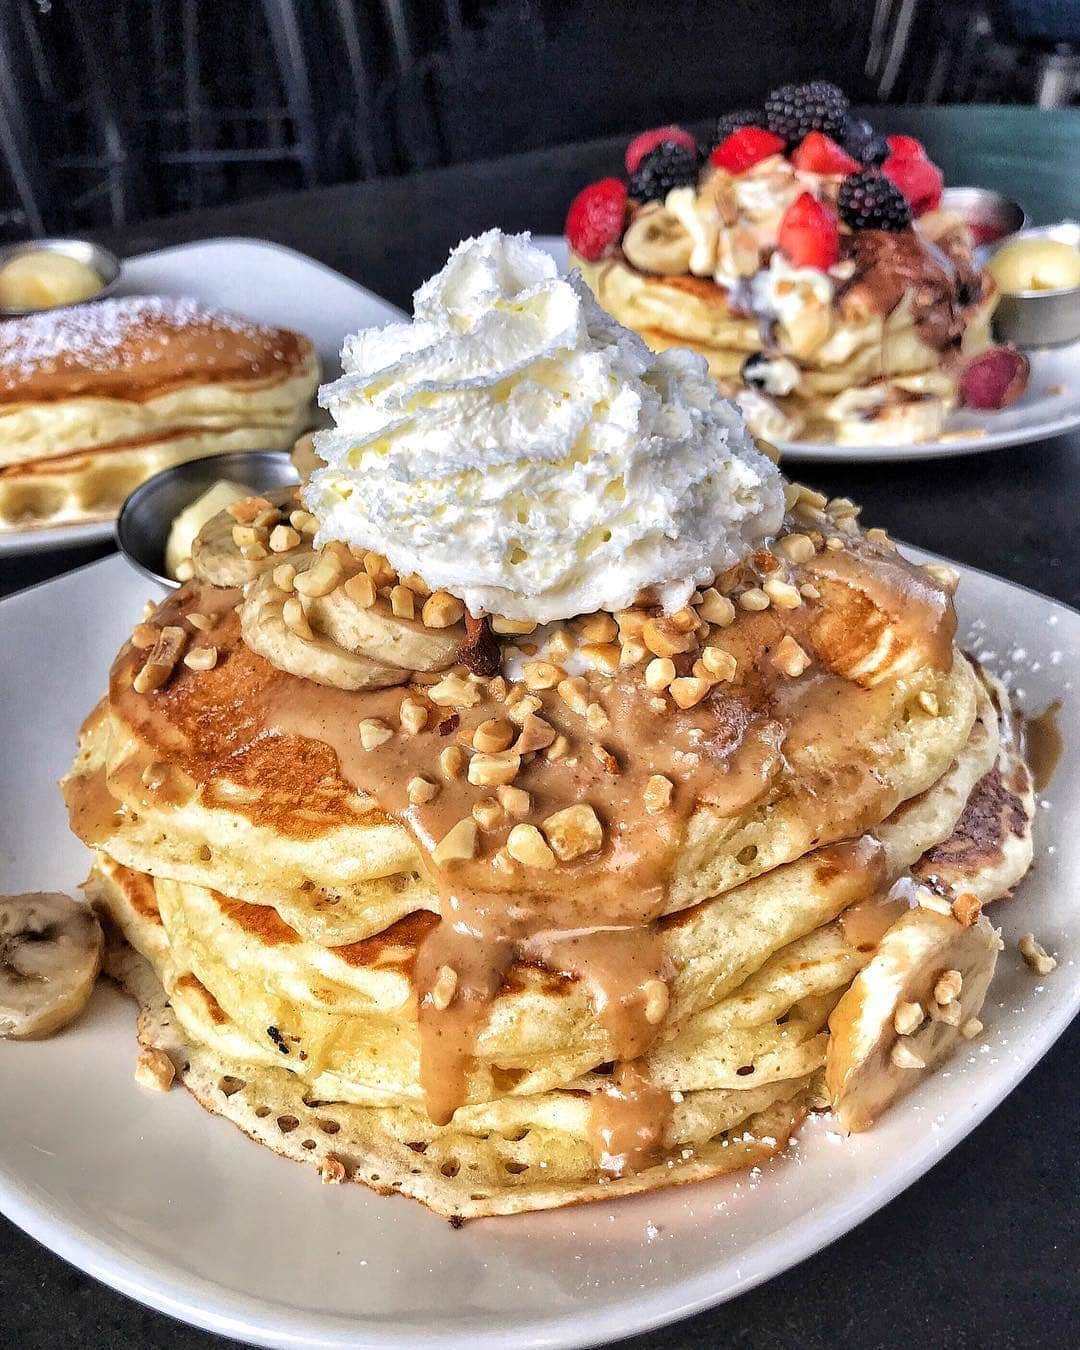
{"left": 0, "top": 546, "right": 1076, "bottom": 1349}
{"left": 536, "top": 235, "right": 1080, "bottom": 463}
{"left": 0, "top": 238, "right": 405, "bottom": 557}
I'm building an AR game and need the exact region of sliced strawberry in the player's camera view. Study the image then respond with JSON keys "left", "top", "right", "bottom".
{"left": 790, "top": 131, "right": 860, "bottom": 176}
{"left": 882, "top": 153, "right": 943, "bottom": 216}
{"left": 709, "top": 126, "right": 786, "bottom": 174}
{"left": 885, "top": 134, "right": 926, "bottom": 161}
{"left": 564, "top": 178, "right": 628, "bottom": 261}
{"left": 778, "top": 191, "right": 840, "bottom": 269}
{"left": 625, "top": 125, "right": 698, "bottom": 175}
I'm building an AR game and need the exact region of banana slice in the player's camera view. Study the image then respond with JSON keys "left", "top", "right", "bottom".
{"left": 826, "top": 908, "right": 998, "bottom": 1131}
{"left": 307, "top": 586, "right": 463, "bottom": 673}
{"left": 622, "top": 204, "right": 694, "bottom": 275}
{"left": 0, "top": 892, "right": 103, "bottom": 1039}
{"left": 191, "top": 487, "right": 306, "bottom": 588}
{"left": 240, "top": 572, "right": 407, "bottom": 691}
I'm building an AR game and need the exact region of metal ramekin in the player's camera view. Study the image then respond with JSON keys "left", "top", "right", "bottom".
{"left": 989, "top": 222, "right": 1080, "bottom": 348}
{"left": 0, "top": 237, "right": 122, "bottom": 317}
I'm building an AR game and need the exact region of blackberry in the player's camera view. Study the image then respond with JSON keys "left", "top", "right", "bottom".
{"left": 764, "top": 80, "right": 848, "bottom": 146}
{"left": 838, "top": 170, "right": 912, "bottom": 231}
{"left": 711, "top": 108, "right": 761, "bottom": 149}
{"left": 842, "top": 117, "right": 890, "bottom": 167}
{"left": 628, "top": 143, "right": 700, "bottom": 203}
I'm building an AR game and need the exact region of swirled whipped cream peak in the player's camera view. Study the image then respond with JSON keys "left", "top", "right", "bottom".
{"left": 306, "top": 229, "right": 784, "bottom": 623}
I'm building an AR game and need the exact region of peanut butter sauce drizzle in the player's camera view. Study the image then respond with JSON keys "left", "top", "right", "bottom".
{"left": 94, "top": 521, "right": 958, "bottom": 1172}
{"left": 1023, "top": 701, "right": 1062, "bottom": 793}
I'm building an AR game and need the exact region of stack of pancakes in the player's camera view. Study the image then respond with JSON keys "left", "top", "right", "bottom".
{"left": 0, "top": 297, "right": 318, "bottom": 534}
{"left": 63, "top": 487, "right": 1035, "bottom": 1218}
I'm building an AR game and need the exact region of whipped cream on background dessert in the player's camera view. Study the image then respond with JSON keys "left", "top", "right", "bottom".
{"left": 307, "top": 230, "right": 783, "bottom": 622}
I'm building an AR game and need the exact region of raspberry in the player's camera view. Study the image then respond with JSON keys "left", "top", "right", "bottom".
{"left": 959, "top": 347, "right": 1029, "bottom": 410}
{"left": 711, "top": 109, "right": 762, "bottom": 149}
{"left": 790, "top": 132, "right": 860, "bottom": 176}
{"left": 764, "top": 80, "right": 848, "bottom": 146}
{"left": 882, "top": 153, "right": 944, "bottom": 216}
{"left": 628, "top": 143, "right": 700, "bottom": 202}
{"left": 778, "top": 192, "right": 840, "bottom": 270}
{"left": 842, "top": 118, "right": 890, "bottom": 167}
{"left": 709, "top": 126, "right": 786, "bottom": 174}
{"left": 625, "top": 126, "right": 698, "bottom": 175}
{"left": 886, "top": 134, "right": 927, "bottom": 161}
{"left": 837, "top": 170, "right": 912, "bottom": 231}
{"left": 564, "top": 179, "right": 627, "bottom": 261}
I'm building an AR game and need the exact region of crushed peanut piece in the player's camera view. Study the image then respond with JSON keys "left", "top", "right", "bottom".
{"left": 558, "top": 676, "right": 590, "bottom": 715}
{"left": 488, "top": 675, "right": 508, "bottom": 702}
{"left": 270, "top": 562, "right": 296, "bottom": 593}
{"left": 642, "top": 617, "right": 693, "bottom": 658}
{"left": 890, "top": 1041, "right": 926, "bottom": 1070}
{"left": 359, "top": 718, "right": 393, "bottom": 752}
{"left": 929, "top": 1000, "right": 961, "bottom": 1026}
{"left": 585, "top": 702, "right": 609, "bottom": 734}
{"left": 738, "top": 587, "right": 770, "bottom": 612}
{"left": 799, "top": 582, "right": 820, "bottom": 600}
{"left": 432, "top": 818, "right": 478, "bottom": 865}
{"left": 506, "top": 823, "right": 556, "bottom": 869}
{"left": 134, "top": 1047, "right": 175, "bottom": 1092}
{"left": 546, "top": 734, "right": 571, "bottom": 761}
{"left": 592, "top": 743, "right": 619, "bottom": 774}
{"left": 523, "top": 659, "right": 564, "bottom": 690}
{"left": 698, "top": 588, "right": 735, "bottom": 626}
{"left": 776, "top": 532, "right": 816, "bottom": 564}
{"left": 363, "top": 551, "right": 396, "bottom": 587}
{"left": 428, "top": 673, "right": 481, "bottom": 708}
{"left": 701, "top": 645, "right": 737, "bottom": 681}
{"left": 543, "top": 803, "right": 603, "bottom": 861}
{"left": 620, "top": 637, "right": 647, "bottom": 666}
{"left": 546, "top": 628, "right": 576, "bottom": 662}
{"left": 574, "top": 612, "right": 617, "bottom": 643}
{"left": 825, "top": 536, "right": 845, "bottom": 552}
{"left": 430, "top": 964, "right": 459, "bottom": 1011}
{"left": 289, "top": 508, "right": 318, "bottom": 535}
{"left": 131, "top": 622, "right": 159, "bottom": 649}
{"left": 763, "top": 576, "right": 802, "bottom": 610}
{"left": 934, "top": 969, "right": 963, "bottom": 1006}
{"left": 473, "top": 717, "right": 514, "bottom": 753}
{"left": 133, "top": 625, "right": 187, "bottom": 693}
{"left": 642, "top": 979, "right": 669, "bottom": 1026}
{"left": 893, "top": 1001, "right": 925, "bottom": 1036}
{"left": 422, "top": 591, "right": 465, "bottom": 629}
{"left": 952, "top": 892, "right": 982, "bottom": 927}
{"left": 773, "top": 634, "right": 811, "bottom": 678}
{"left": 615, "top": 608, "right": 649, "bottom": 638}
{"left": 643, "top": 774, "right": 674, "bottom": 814}
{"left": 916, "top": 690, "right": 940, "bottom": 717}
{"left": 282, "top": 596, "right": 314, "bottom": 641}
{"left": 669, "top": 676, "right": 711, "bottom": 709}
{"left": 186, "top": 611, "right": 213, "bottom": 632}
{"left": 390, "top": 585, "right": 416, "bottom": 620}
{"left": 490, "top": 615, "right": 537, "bottom": 635}
{"left": 183, "top": 645, "right": 218, "bottom": 672}
{"left": 645, "top": 657, "right": 677, "bottom": 693}
{"left": 513, "top": 713, "right": 557, "bottom": 755}
{"left": 1019, "top": 932, "right": 1057, "bottom": 975}
{"left": 507, "top": 693, "right": 542, "bottom": 725}
{"left": 231, "top": 523, "right": 263, "bottom": 550}
{"left": 467, "top": 752, "right": 521, "bottom": 787}
{"left": 343, "top": 572, "right": 377, "bottom": 608}
{"left": 294, "top": 551, "right": 344, "bottom": 598}
{"left": 399, "top": 698, "right": 429, "bottom": 736}
{"left": 407, "top": 775, "right": 439, "bottom": 805}
{"left": 581, "top": 642, "right": 621, "bottom": 675}
{"left": 961, "top": 1017, "right": 984, "bottom": 1040}
{"left": 228, "top": 495, "right": 273, "bottom": 523}
{"left": 439, "top": 745, "right": 466, "bottom": 779}
{"left": 269, "top": 524, "right": 301, "bottom": 553}
{"left": 472, "top": 797, "right": 504, "bottom": 831}
{"left": 496, "top": 785, "right": 531, "bottom": 818}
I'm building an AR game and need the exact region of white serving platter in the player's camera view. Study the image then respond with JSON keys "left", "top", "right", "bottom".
{"left": 0, "top": 548, "right": 1075, "bottom": 1349}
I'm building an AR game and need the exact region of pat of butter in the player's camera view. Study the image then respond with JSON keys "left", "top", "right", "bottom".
{"left": 165, "top": 480, "right": 254, "bottom": 580}
{"left": 0, "top": 251, "right": 103, "bottom": 309}
{"left": 989, "top": 237, "right": 1080, "bottom": 294}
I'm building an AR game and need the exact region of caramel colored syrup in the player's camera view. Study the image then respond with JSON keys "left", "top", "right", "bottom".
{"left": 87, "top": 525, "right": 957, "bottom": 1172}
{"left": 1023, "top": 702, "right": 1063, "bottom": 793}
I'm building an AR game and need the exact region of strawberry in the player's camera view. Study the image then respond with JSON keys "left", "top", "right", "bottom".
{"left": 778, "top": 192, "right": 839, "bottom": 269}
{"left": 564, "top": 178, "right": 628, "bottom": 261}
{"left": 709, "top": 126, "right": 786, "bottom": 174}
{"left": 625, "top": 125, "right": 698, "bottom": 175}
{"left": 882, "top": 152, "right": 943, "bottom": 216}
{"left": 885, "top": 133, "right": 926, "bottom": 161}
{"left": 790, "top": 131, "right": 860, "bottom": 176}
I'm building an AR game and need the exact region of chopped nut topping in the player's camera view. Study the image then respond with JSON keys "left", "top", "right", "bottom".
{"left": 668, "top": 606, "right": 698, "bottom": 634}
{"left": 776, "top": 532, "right": 816, "bottom": 564}
{"left": 581, "top": 642, "right": 621, "bottom": 675}
{"left": 295, "top": 551, "right": 344, "bottom": 598}
{"left": 269, "top": 524, "right": 301, "bottom": 553}
{"left": 934, "top": 969, "right": 963, "bottom": 1006}
{"left": 399, "top": 698, "right": 429, "bottom": 736}
{"left": 701, "top": 645, "right": 737, "bottom": 681}
{"left": 642, "top": 979, "right": 669, "bottom": 1026}
{"left": 268, "top": 563, "right": 294, "bottom": 593}
{"left": 543, "top": 803, "right": 603, "bottom": 861}
{"left": 929, "top": 1000, "right": 961, "bottom": 1026}
{"left": 763, "top": 577, "right": 802, "bottom": 610}
{"left": 642, "top": 617, "right": 693, "bottom": 658}
{"left": 231, "top": 523, "right": 263, "bottom": 550}
{"left": 669, "top": 676, "right": 711, "bottom": 709}
{"left": 240, "top": 541, "right": 269, "bottom": 562}
{"left": 496, "top": 785, "right": 531, "bottom": 818}
{"left": 523, "top": 659, "right": 565, "bottom": 690}
{"left": 643, "top": 774, "right": 674, "bottom": 814}
{"left": 865, "top": 527, "right": 895, "bottom": 550}
{"left": 893, "top": 1001, "right": 925, "bottom": 1036}
{"left": 468, "top": 752, "right": 521, "bottom": 787}
{"left": 546, "top": 734, "right": 571, "bottom": 761}
{"left": 253, "top": 507, "right": 282, "bottom": 529}
{"left": 585, "top": 702, "right": 609, "bottom": 733}
{"left": 228, "top": 495, "right": 273, "bottom": 523}
{"left": 396, "top": 571, "right": 430, "bottom": 597}
{"left": 890, "top": 1041, "right": 926, "bottom": 1070}
{"left": 428, "top": 673, "right": 482, "bottom": 708}
{"left": 473, "top": 717, "right": 514, "bottom": 753}
{"left": 546, "top": 627, "right": 577, "bottom": 662}
{"left": 615, "top": 608, "right": 649, "bottom": 638}
{"left": 343, "top": 572, "right": 377, "bottom": 608}
{"left": 430, "top": 964, "right": 459, "bottom": 1010}
{"left": 362, "top": 551, "right": 396, "bottom": 587}
{"left": 506, "top": 823, "right": 556, "bottom": 869}
{"left": 433, "top": 818, "right": 478, "bottom": 865}
{"left": 952, "top": 892, "right": 982, "bottom": 927}
{"left": 1019, "top": 932, "right": 1057, "bottom": 975}
{"left": 827, "top": 496, "right": 859, "bottom": 521}
{"left": 923, "top": 562, "right": 960, "bottom": 595}
{"left": 697, "top": 588, "right": 735, "bottom": 627}
{"left": 472, "top": 797, "right": 505, "bottom": 831}
{"left": 134, "top": 1047, "right": 175, "bottom": 1092}
{"left": 289, "top": 508, "right": 318, "bottom": 535}
{"left": 439, "top": 745, "right": 466, "bottom": 779}
{"left": 574, "top": 612, "right": 617, "bottom": 643}
{"left": 187, "top": 611, "right": 213, "bottom": 632}
{"left": 738, "top": 587, "right": 770, "bottom": 612}
{"left": 319, "top": 1156, "right": 347, "bottom": 1185}
{"left": 799, "top": 582, "right": 820, "bottom": 600}
{"left": 359, "top": 718, "right": 393, "bottom": 751}
{"left": 961, "top": 1017, "right": 984, "bottom": 1040}
{"left": 282, "top": 596, "right": 314, "bottom": 640}
{"left": 825, "top": 536, "right": 845, "bottom": 553}
{"left": 513, "top": 712, "right": 557, "bottom": 755}
{"left": 490, "top": 615, "right": 537, "bottom": 635}
{"left": 915, "top": 690, "right": 940, "bottom": 717}
{"left": 141, "top": 600, "right": 156, "bottom": 621}
{"left": 407, "top": 775, "right": 439, "bottom": 805}
{"left": 133, "top": 625, "right": 187, "bottom": 693}
{"left": 488, "top": 675, "right": 508, "bottom": 701}
{"left": 916, "top": 887, "right": 954, "bottom": 917}
{"left": 183, "top": 645, "right": 218, "bottom": 672}
{"left": 390, "top": 585, "right": 416, "bottom": 620}
{"left": 620, "top": 637, "right": 647, "bottom": 666}
{"left": 592, "top": 743, "right": 619, "bottom": 774}
{"left": 131, "top": 622, "right": 159, "bottom": 649}
{"left": 773, "top": 634, "right": 811, "bottom": 678}
{"left": 644, "top": 657, "right": 677, "bottom": 692}
{"left": 174, "top": 559, "right": 195, "bottom": 582}
{"left": 422, "top": 591, "right": 465, "bottom": 629}
{"left": 796, "top": 485, "right": 828, "bottom": 510}
{"left": 557, "top": 676, "right": 590, "bottom": 715}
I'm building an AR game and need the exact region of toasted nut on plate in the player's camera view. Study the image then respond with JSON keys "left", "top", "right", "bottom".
{"left": 186, "top": 611, "right": 213, "bottom": 632}
{"left": 344, "top": 572, "right": 377, "bottom": 608}
{"left": 523, "top": 660, "right": 564, "bottom": 690}
{"left": 952, "top": 892, "right": 982, "bottom": 927}
{"left": 362, "top": 551, "right": 396, "bottom": 587}
{"left": 289, "top": 508, "right": 318, "bottom": 535}
{"left": 507, "top": 693, "right": 542, "bottom": 725}
{"left": 669, "top": 676, "right": 711, "bottom": 709}
{"left": 134, "top": 1047, "right": 175, "bottom": 1092}
{"left": 644, "top": 774, "right": 674, "bottom": 814}
{"left": 400, "top": 571, "right": 431, "bottom": 597}
{"left": 642, "top": 618, "right": 693, "bottom": 658}
{"left": 615, "top": 608, "right": 649, "bottom": 638}
{"left": 472, "top": 797, "right": 504, "bottom": 831}
{"left": 701, "top": 645, "right": 737, "bottom": 680}
{"left": 433, "top": 818, "right": 478, "bottom": 865}
{"left": 428, "top": 673, "right": 481, "bottom": 708}
{"left": 543, "top": 803, "right": 603, "bottom": 861}
{"left": 961, "top": 1017, "right": 984, "bottom": 1040}
{"left": 573, "top": 612, "right": 618, "bottom": 643}
{"left": 889, "top": 1041, "right": 926, "bottom": 1070}
{"left": 490, "top": 615, "right": 537, "bottom": 635}
{"left": 1018, "top": 932, "right": 1057, "bottom": 975}
{"left": 496, "top": 785, "right": 531, "bottom": 818}
{"left": 399, "top": 698, "right": 429, "bottom": 736}
{"left": 776, "top": 532, "right": 816, "bottom": 564}
{"left": 468, "top": 752, "right": 521, "bottom": 787}
{"left": 133, "top": 625, "right": 187, "bottom": 693}
{"left": 585, "top": 702, "right": 609, "bottom": 733}
{"left": 514, "top": 713, "right": 557, "bottom": 755}
{"left": 546, "top": 734, "right": 571, "bottom": 761}
{"left": 272, "top": 562, "right": 297, "bottom": 593}
{"left": 763, "top": 577, "right": 802, "bottom": 610}
{"left": 893, "top": 1001, "right": 925, "bottom": 1036}
{"left": 738, "top": 587, "right": 770, "bottom": 612}
{"left": 422, "top": 591, "right": 465, "bottom": 629}
{"left": 231, "top": 523, "right": 263, "bottom": 550}
{"left": 359, "top": 718, "right": 393, "bottom": 751}
{"left": 934, "top": 969, "right": 963, "bottom": 1006}
{"left": 581, "top": 642, "right": 621, "bottom": 675}
{"left": 620, "top": 637, "right": 647, "bottom": 666}
{"left": 915, "top": 691, "right": 940, "bottom": 717}
{"left": 407, "top": 775, "right": 439, "bottom": 805}
{"left": 473, "top": 717, "right": 514, "bottom": 753}
{"left": 439, "top": 745, "right": 466, "bottom": 779}
{"left": 269, "top": 525, "right": 301, "bottom": 553}
{"left": 506, "top": 823, "right": 556, "bottom": 869}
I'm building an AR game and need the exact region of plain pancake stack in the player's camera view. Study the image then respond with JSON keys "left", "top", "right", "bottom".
{"left": 0, "top": 296, "right": 319, "bottom": 534}
{"left": 64, "top": 489, "right": 1036, "bottom": 1218}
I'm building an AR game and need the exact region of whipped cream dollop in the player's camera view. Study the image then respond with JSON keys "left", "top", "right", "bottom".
{"left": 307, "top": 230, "right": 783, "bottom": 622}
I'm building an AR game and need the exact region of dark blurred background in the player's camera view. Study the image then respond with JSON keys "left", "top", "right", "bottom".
{"left": 2, "top": 0, "right": 1079, "bottom": 239}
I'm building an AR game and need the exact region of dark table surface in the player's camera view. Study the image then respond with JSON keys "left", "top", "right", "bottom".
{"left": 2, "top": 105, "right": 1078, "bottom": 1349}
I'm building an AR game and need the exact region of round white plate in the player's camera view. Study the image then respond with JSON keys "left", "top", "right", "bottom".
{"left": 0, "top": 551, "right": 1076, "bottom": 1350}
{"left": 531, "top": 235, "right": 1080, "bottom": 463}
{"left": 0, "top": 518, "right": 115, "bottom": 558}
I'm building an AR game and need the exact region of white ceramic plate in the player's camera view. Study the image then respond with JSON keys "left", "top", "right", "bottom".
{"left": 0, "top": 238, "right": 405, "bottom": 559}
{"left": 532, "top": 234, "right": 1080, "bottom": 463}
{"left": 0, "top": 550, "right": 1076, "bottom": 1349}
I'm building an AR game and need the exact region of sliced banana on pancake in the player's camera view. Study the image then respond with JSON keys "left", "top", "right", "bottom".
{"left": 191, "top": 487, "right": 307, "bottom": 588}
{"left": 825, "top": 907, "right": 998, "bottom": 1131}
{"left": 622, "top": 204, "right": 694, "bottom": 275}
{"left": 0, "top": 892, "right": 103, "bottom": 1039}
{"left": 240, "top": 572, "right": 408, "bottom": 691}
{"left": 306, "top": 585, "right": 463, "bottom": 673}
